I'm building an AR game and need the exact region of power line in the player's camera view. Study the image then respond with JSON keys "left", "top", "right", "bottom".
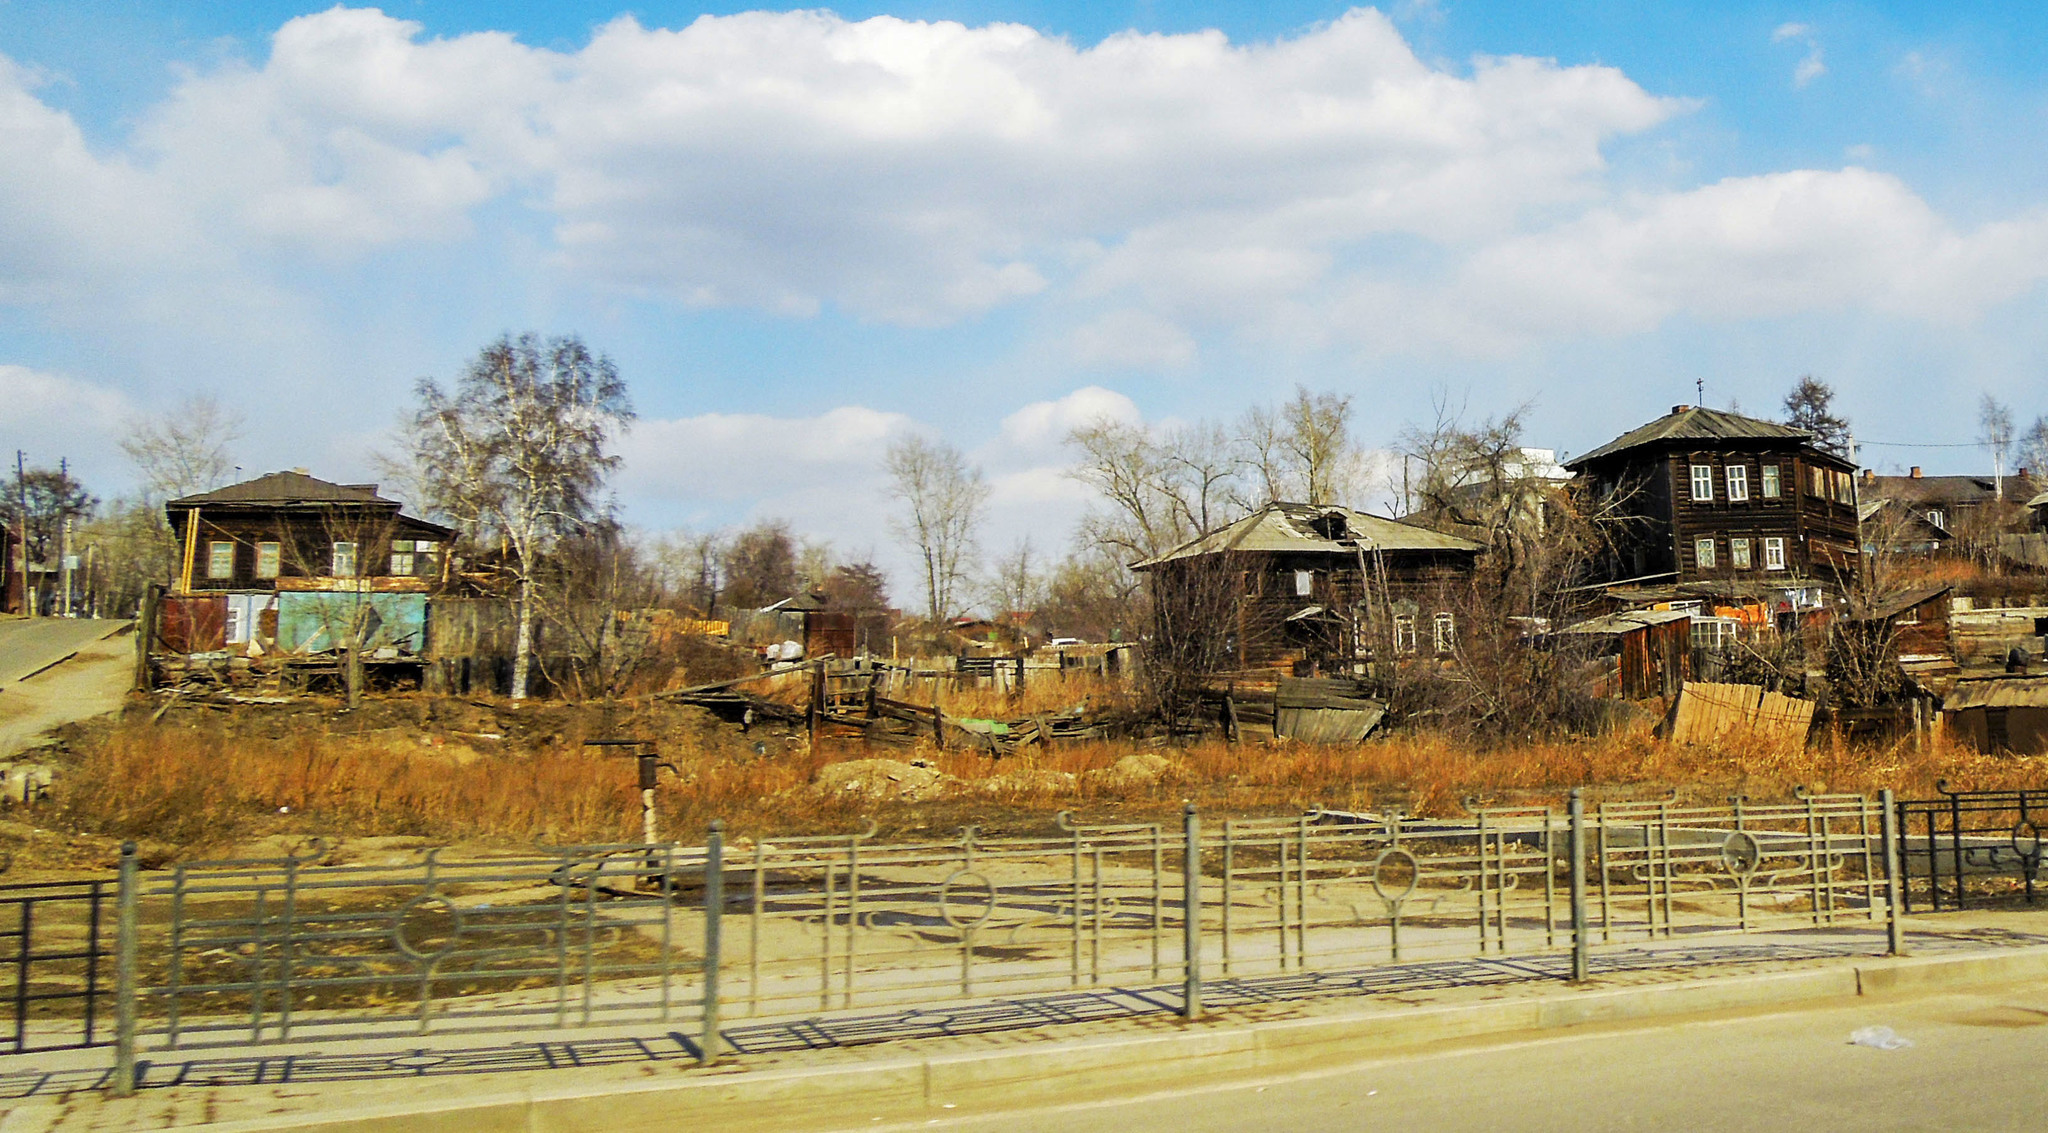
{"left": 1852, "top": 439, "right": 1989, "bottom": 449}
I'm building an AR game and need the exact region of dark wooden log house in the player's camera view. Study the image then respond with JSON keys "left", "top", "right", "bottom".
{"left": 166, "top": 471, "right": 453, "bottom": 594}
{"left": 1566, "top": 406, "right": 1860, "bottom": 593}
{"left": 1132, "top": 502, "right": 1482, "bottom": 676}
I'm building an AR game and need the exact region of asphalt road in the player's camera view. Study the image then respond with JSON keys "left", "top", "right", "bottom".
{"left": 843, "top": 981, "right": 2048, "bottom": 1133}
{"left": 0, "top": 617, "right": 129, "bottom": 685}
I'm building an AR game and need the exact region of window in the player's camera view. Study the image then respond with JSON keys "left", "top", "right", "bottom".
{"left": 1927, "top": 508, "right": 1947, "bottom": 530}
{"left": 1726, "top": 466, "right": 1750, "bottom": 502}
{"left": 1393, "top": 614, "right": 1418, "bottom": 654}
{"left": 206, "top": 540, "right": 234, "bottom": 579}
{"left": 1433, "top": 612, "right": 1456, "bottom": 653}
{"left": 1810, "top": 466, "right": 1825, "bottom": 496}
{"left": 1691, "top": 617, "right": 1739, "bottom": 651}
{"left": 1763, "top": 536, "right": 1786, "bottom": 571}
{"left": 1761, "top": 465, "right": 1780, "bottom": 498}
{"left": 255, "top": 541, "right": 280, "bottom": 579}
{"left": 390, "top": 539, "right": 415, "bottom": 577}
{"left": 331, "top": 541, "right": 358, "bottom": 577}
{"left": 1294, "top": 570, "right": 1313, "bottom": 597}
{"left": 224, "top": 602, "right": 246, "bottom": 645}
{"left": 1695, "top": 537, "right": 1717, "bottom": 570}
{"left": 1730, "top": 538, "right": 1752, "bottom": 569}
{"left": 1690, "top": 465, "right": 1714, "bottom": 501}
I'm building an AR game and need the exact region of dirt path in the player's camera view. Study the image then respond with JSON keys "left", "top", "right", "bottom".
{"left": 0, "top": 632, "right": 136, "bottom": 760}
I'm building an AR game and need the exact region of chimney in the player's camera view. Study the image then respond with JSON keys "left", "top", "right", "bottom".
{"left": 1909, "top": 466, "right": 1922, "bottom": 478}
{"left": 1861, "top": 469, "right": 1874, "bottom": 483}
{"left": 1670, "top": 405, "right": 1689, "bottom": 416}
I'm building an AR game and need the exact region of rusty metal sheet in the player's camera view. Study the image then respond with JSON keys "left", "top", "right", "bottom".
{"left": 157, "top": 594, "right": 227, "bottom": 653}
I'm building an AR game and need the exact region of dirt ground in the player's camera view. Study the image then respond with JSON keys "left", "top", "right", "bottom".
{"left": 0, "top": 632, "right": 136, "bottom": 760}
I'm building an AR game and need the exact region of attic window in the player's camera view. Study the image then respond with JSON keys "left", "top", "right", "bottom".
{"left": 1308, "top": 512, "right": 1350, "bottom": 540}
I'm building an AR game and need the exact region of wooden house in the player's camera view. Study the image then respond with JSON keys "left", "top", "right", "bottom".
{"left": 1566, "top": 406, "right": 1860, "bottom": 593}
{"left": 155, "top": 471, "right": 454, "bottom": 661}
{"left": 1943, "top": 676, "right": 2048, "bottom": 754}
{"left": 0, "top": 519, "right": 20, "bottom": 615}
{"left": 1851, "top": 585, "right": 1958, "bottom": 693}
{"left": 1131, "top": 502, "right": 1482, "bottom": 676}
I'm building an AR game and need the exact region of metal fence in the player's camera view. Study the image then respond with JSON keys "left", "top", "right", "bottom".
{"left": 1895, "top": 782, "right": 2047, "bottom": 911}
{"left": 0, "top": 878, "right": 115, "bottom": 1054}
{"left": 0, "top": 789, "right": 1918, "bottom": 1095}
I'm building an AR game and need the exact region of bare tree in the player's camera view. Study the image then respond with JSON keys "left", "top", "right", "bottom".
{"left": 2019, "top": 415, "right": 2048, "bottom": 480}
{"left": 120, "top": 395, "right": 243, "bottom": 503}
{"left": 403, "top": 333, "right": 633, "bottom": 700}
{"left": 719, "top": 520, "right": 802, "bottom": 608}
{"left": 1981, "top": 394, "right": 2015, "bottom": 500}
{"left": 1238, "top": 387, "right": 1361, "bottom": 505}
{"left": 883, "top": 436, "right": 987, "bottom": 623}
{"left": 1783, "top": 376, "right": 1851, "bottom": 457}
{"left": 981, "top": 537, "right": 1043, "bottom": 620}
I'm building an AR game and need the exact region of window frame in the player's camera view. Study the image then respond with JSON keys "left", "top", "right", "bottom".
{"left": 1689, "top": 464, "right": 1714, "bottom": 502}
{"left": 331, "top": 541, "right": 358, "bottom": 578}
{"left": 205, "top": 540, "right": 235, "bottom": 580}
{"left": 1432, "top": 611, "right": 1456, "bottom": 654}
{"left": 1761, "top": 464, "right": 1780, "bottom": 499}
{"left": 1730, "top": 538, "right": 1752, "bottom": 570}
{"left": 1393, "top": 614, "right": 1418, "bottom": 654}
{"left": 1294, "top": 570, "right": 1313, "bottom": 597}
{"left": 255, "top": 541, "right": 281, "bottom": 580}
{"left": 1695, "top": 537, "right": 1717, "bottom": 570}
{"left": 1726, "top": 465, "right": 1750, "bottom": 502}
{"left": 1763, "top": 536, "right": 1787, "bottom": 571}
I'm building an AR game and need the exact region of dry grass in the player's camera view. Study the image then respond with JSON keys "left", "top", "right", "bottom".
{"left": 43, "top": 710, "right": 2048, "bottom": 857}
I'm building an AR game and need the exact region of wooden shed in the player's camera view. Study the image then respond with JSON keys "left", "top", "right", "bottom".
{"left": 1943, "top": 677, "right": 2048, "bottom": 754}
{"left": 1555, "top": 608, "right": 1692, "bottom": 700}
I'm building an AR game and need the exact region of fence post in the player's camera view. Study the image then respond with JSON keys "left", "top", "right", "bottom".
{"left": 700, "top": 821, "right": 723, "bottom": 1065}
{"left": 1182, "top": 803, "right": 1201, "bottom": 1020}
{"left": 1568, "top": 789, "right": 1588, "bottom": 983}
{"left": 112, "top": 841, "right": 138, "bottom": 1097}
{"left": 1880, "top": 789, "right": 1903, "bottom": 957}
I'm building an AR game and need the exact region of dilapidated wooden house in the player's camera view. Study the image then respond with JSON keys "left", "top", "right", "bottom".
{"left": 1131, "top": 502, "right": 1483, "bottom": 676}
{"left": 1567, "top": 406, "right": 1860, "bottom": 593}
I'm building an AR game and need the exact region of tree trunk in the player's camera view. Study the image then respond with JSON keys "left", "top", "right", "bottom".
{"left": 512, "top": 574, "right": 536, "bottom": 700}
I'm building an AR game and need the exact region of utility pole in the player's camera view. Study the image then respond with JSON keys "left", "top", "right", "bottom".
{"left": 58, "top": 457, "right": 72, "bottom": 618}
{"left": 15, "top": 450, "right": 32, "bottom": 619}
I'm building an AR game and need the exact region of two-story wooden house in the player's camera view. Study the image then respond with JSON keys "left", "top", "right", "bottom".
{"left": 1566, "top": 406, "right": 1860, "bottom": 593}
{"left": 159, "top": 471, "right": 454, "bottom": 658}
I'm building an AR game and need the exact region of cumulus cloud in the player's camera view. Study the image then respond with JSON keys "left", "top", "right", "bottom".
{"left": 0, "top": 365, "right": 139, "bottom": 485}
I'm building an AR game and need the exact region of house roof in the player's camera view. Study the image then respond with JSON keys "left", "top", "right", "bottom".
{"left": 1558, "top": 608, "right": 1693, "bottom": 636}
{"left": 1131, "top": 502, "right": 1483, "bottom": 570}
{"left": 1565, "top": 406, "right": 1820, "bottom": 469}
{"left": 1852, "top": 585, "right": 1952, "bottom": 622}
{"left": 1944, "top": 676, "right": 2048, "bottom": 711}
{"left": 1863, "top": 474, "right": 2028, "bottom": 507}
{"left": 169, "top": 471, "right": 394, "bottom": 508}
{"left": 2031, "top": 491, "right": 2048, "bottom": 509}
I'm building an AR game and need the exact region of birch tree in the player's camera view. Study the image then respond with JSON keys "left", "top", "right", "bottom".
{"left": 405, "top": 333, "right": 633, "bottom": 700}
{"left": 883, "top": 436, "right": 987, "bottom": 622}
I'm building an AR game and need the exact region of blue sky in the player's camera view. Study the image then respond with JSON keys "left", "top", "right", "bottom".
{"left": 3, "top": 2, "right": 2046, "bottom": 587}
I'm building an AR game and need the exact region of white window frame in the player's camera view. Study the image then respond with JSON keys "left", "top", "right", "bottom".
{"left": 1763, "top": 536, "right": 1786, "bottom": 571}
{"left": 1927, "top": 508, "right": 1947, "bottom": 530}
{"left": 1432, "top": 612, "right": 1456, "bottom": 653}
{"left": 1730, "top": 538, "right": 1752, "bottom": 570}
{"left": 1690, "top": 464, "right": 1714, "bottom": 502}
{"left": 255, "top": 541, "right": 281, "bottom": 580}
{"left": 206, "top": 540, "right": 234, "bottom": 580}
{"left": 1393, "top": 614, "right": 1418, "bottom": 654}
{"left": 1695, "top": 537, "right": 1717, "bottom": 570}
{"left": 331, "top": 541, "right": 358, "bottom": 578}
{"left": 1294, "top": 570, "right": 1313, "bottom": 597}
{"left": 224, "top": 601, "right": 247, "bottom": 645}
{"left": 390, "top": 540, "right": 416, "bottom": 577}
{"left": 1726, "top": 466, "right": 1749, "bottom": 502}
{"left": 1690, "top": 617, "right": 1740, "bottom": 651}
{"left": 1761, "top": 464, "right": 1780, "bottom": 498}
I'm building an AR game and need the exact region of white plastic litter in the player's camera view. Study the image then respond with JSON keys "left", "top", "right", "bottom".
{"left": 1849, "top": 1025, "right": 1913, "bottom": 1050}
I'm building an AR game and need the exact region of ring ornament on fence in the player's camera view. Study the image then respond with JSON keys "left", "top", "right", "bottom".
{"left": 1370, "top": 848, "right": 1420, "bottom": 903}
{"left": 2013, "top": 820, "right": 2043, "bottom": 861}
{"left": 1720, "top": 831, "right": 1762, "bottom": 877}
{"left": 938, "top": 871, "right": 999, "bottom": 930}
{"left": 391, "top": 895, "right": 464, "bottom": 961}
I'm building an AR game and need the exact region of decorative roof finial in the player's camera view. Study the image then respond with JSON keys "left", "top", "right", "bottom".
{"left": 1695, "top": 377, "right": 1704, "bottom": 407}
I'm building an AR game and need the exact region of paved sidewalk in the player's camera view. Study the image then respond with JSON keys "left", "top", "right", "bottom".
{"left": 2, "top": 915, "right": 2044, "bottom": 1130}
{"left": 0, "top": 620, "right": 129, "bottom": 687}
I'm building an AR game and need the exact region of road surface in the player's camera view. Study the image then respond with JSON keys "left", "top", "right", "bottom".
{"left": 0, "top": 619, "right": 134, "bottom": 758}
{"left": 835, "top": 980, "right": 2048, "bottom": 1133}
{"left": 0, "top": 618, "right": 130, "bottom": 684}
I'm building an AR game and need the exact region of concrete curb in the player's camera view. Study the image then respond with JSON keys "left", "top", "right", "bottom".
{"left": 20, "top": 944, "right": 2048, "bottom": 1133}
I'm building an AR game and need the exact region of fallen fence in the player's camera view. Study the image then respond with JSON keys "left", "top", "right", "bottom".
{"left": 0, "top": 788, "right": 1924, "bottom": 1096}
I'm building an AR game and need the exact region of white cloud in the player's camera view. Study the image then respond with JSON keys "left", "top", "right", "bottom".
{"left": 0, "top": 365, "right": 138, "bottom": 487}
{"left": 1771, "top": 23, "right": 1825, "bottom": 89}
{"left": 1069, "top": 310, "right": 1199, "bottom": 370}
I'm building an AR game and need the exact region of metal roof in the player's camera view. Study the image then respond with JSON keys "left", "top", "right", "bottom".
{"left": 1558, "top": 609, "right": 1693, "bottom": 636}
{"left": 170, "top": 471, "right": 394, "bottom": 508}
{"left": 1130, "top": 502, "right": 1483, "bottom": 569}
{"left": 1565, "top": 406, "right": 1819, "bottom": 469}
{"left": 1944, "top": 677, "right": 2048, "bottom": 711}
{"left": 1852, "top": 585, "right": 1952, "bottom": 622}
